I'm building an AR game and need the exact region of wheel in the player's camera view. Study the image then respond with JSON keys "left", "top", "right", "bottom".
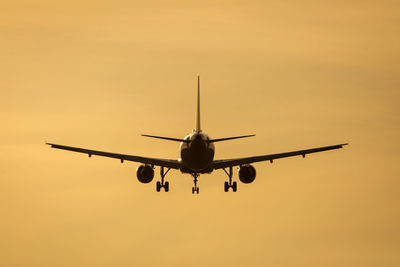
{"left": 164, "top": 181, "right": 169, "bottom": 192}
{"left": 156, "top": 181, "right": 161, "bottom": 192}
{"left": 232, "top": 181, "right": 237, "bottom": 192}
{"left": 192, "top": 187, "right": 195, "bottom": 194}
{"left": 224, "top": 181, "right": 229, "bottom": 192}
{"left": 196, "top": 187, "right": 199, "bottom": 194}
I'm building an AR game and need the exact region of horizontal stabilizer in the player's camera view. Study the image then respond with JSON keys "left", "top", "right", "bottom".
{"left": 207, "top": 134, "right": 255, "bottom": 143}
{"left": 142, "top": 134, "right": 189, "bottom": 143}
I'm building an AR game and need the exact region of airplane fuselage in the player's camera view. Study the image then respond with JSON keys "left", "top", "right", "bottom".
{"left": 180, "top": 131, "right": 215, "bottom": 173}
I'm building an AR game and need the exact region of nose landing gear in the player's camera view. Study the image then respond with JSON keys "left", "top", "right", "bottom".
{"left": 223, "top": 166, "right": 237, "bottom": 192}
{"left": 192, "top": 186, "right": 199, "bottom": 194}
{"left": 156, "top": 166, "right": 170, "bottom": 192}
{"left": 191, "top": 173, "right": 200, "bottom": 194}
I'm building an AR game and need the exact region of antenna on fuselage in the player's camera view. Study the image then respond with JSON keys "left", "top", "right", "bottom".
{"left": 195, "top": 75, "right": 201, "bottom": 132}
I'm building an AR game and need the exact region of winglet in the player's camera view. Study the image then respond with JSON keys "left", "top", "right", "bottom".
{"left": 195, "top": 75, "right": 201, "bottom": 132}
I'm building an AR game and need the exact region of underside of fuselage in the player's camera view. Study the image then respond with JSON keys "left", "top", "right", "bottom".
{"left": 180, "top": 132, "right": 215, "bottom": 173}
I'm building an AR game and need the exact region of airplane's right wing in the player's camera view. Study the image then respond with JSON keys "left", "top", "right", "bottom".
{"left": 46, "top": 143, "right": 181, "bottom": 169}
{"left": 212, "top": 143, "right": 348, "bottom": 170}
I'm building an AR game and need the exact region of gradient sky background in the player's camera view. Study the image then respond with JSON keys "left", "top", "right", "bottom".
{"left": 1, "top": 0, "right": 399, "bottom": 266}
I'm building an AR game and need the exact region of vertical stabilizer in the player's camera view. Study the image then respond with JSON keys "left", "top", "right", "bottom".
{"left": 195, "top": 75, "right": 201, "bottom": 132}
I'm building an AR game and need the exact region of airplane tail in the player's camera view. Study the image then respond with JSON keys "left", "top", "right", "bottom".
{"left": 193, "top": 75, "right": 255, "bottom": 142}
{"left": 195, "top": 75, "right": 201, "bottom": 132}
{"left": 142, "top": 76, "right": 255, "bottom": 143}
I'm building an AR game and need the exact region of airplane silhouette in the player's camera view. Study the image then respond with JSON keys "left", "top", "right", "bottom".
{"left": 47, "top": 76, "right": 347, "bottom": 194}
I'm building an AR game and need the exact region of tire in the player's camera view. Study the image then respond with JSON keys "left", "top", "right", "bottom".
{"left": 232, "top": 181, "right": 237, "bottom": 192}
{"left": 164, "top": 181, "right": 169, "bottom": 192}
{"left": 192, "top": 187, "right": 195, "bottom": 194}
{"left": 156, "top": 181, "right": 161, "bottom": 192}
{"left": 196, "top": 187, "right": 199, "bottom": 194}
{"left": 224, "top": 181, "right": 229, "bottom": 192}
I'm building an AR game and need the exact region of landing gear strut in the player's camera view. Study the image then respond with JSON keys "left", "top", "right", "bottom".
{"left": 156, "top": 166, "right": 170, "bottom": 192}
{"left": 191, "top": 173, "right": 200, "bottom": 194}
{"left": 222, "top": 166, "right": 237, "bottom": 192}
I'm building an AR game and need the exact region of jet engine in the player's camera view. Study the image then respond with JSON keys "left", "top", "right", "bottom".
{"left": 238, "top": 164, "right": 256, "bottom": 183}
{"left": 136, "top": 164, "right": 154, "bottom": 183}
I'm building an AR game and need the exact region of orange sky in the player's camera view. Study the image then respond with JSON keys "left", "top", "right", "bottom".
{"left": 1, "top": 0, "right": 399, "bottom": 266}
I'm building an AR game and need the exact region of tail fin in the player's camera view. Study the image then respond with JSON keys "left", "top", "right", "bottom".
{"left": 195, "top": 75, "right": 201, "bottom": 132}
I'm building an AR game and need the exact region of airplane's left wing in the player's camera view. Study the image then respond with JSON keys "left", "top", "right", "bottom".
{"left": 46, "top": 143, "right": 181, "bottom": 169}
{"left": 212, "top": 143, "right": 348, "bottom": 170}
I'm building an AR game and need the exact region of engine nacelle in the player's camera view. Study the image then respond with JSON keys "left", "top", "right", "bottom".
{"left": 238, "top": 164, "right": 256, "bottom": 184}
{"left": 136, "top": 164, "right": 154, "bottom": 183}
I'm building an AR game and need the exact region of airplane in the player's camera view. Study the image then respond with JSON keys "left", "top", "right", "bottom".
{"left": 46, "top": 76, "right": 348, "bottom": 194}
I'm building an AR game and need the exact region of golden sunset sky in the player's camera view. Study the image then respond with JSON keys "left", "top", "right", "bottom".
{"left": 1, "top": 0, "right": 399, "bottom": 266}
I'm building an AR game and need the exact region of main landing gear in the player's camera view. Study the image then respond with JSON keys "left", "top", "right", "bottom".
{"left": 191, "top": 173, "right": 200, "bottom": 194}
{"left": 156, "top": 166, "right": 170, "bottom": 192}
{"left": 223, "top": 166, "right": 237, "bottom": 192}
